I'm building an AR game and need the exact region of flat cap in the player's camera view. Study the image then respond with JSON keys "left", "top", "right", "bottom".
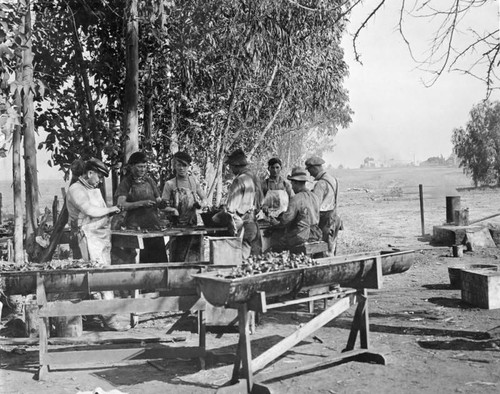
{"left": 225, "top": 148, "right": 248, "bottom": 166}
{"left": 305, "top": 156, "right": 325, "bottom": 167}
{"left": 173, "top": 151, "right": 192, "bottom": 165}
{"left": 287, "top": 167, "right": 309, "bottom": 182}
{"left": 128, "top": 151, "right": 148, "bottom": 166}
{"left": 85, "top": 158, "right": 109, "bottom": 177}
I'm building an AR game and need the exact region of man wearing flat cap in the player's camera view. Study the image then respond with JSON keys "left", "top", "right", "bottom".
{"left": 305, "top": 156, "right": 340, "bottom": 255}
{"left": 66, "top": 158, "right": 127, "bottom": 330}
{"left": 67, "top": 157, "right": 121, "bottom": 265}
{"left": 268, "top": 167, "right": 322, "bottom": 252}
{"left": 223, "top": 148, "right": 263, "bottom": 258}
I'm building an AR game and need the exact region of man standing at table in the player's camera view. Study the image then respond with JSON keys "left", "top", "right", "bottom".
{"left": 223, "top": 148, "right": 263, "bottom": 258}
{"left": 305, "top": 156, "right": 340, "bottom": 256}
{"left": 66, "top": 158, "right": 127, "bottom": 331}
{"left": 66, "top": 158, "right": 121, "bottom": 264}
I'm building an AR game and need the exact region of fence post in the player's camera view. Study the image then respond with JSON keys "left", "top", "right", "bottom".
{"left": 0, "top": 192, "right": 2, "bottom": 225}
{"left": 419, "top": 184, "right": 425, "bottom": 236}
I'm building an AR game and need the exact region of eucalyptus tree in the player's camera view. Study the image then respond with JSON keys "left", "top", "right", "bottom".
{"left": 145, "top": 0, "right": 353, "bottom": 203}
{"left": 0, "top": 0, "right": 45, "bottom": 263}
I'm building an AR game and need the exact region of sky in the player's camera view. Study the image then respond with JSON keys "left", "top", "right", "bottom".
{"left": 0, "top": 2, "right": 498, "bottom": 179}
{"left": 326, "top": 1, "right": 500, "bottom": 169}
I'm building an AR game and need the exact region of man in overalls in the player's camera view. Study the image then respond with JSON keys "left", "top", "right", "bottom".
{"left": 305, "top": 156, "right": 341, "bottom": 256}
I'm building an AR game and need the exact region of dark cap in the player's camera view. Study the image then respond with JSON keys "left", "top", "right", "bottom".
{"left": 173, "top": 151, "right": 192, "bottom": 165}
{"left": 305, "top": 156, "right": 325, "bottom": 168}
{"left": 128, "top": 151, "right": 148, "bottom": 166}
{"left": 268, "top": 157, "right": 282, "bottom": 167}
{"left": 287, "top": 167, "right": 309, "bottom": 182}
{"left": 85, "top": 158, "right": 109, "bottom": 177}
{"left": 225, "top": 148, "right": 248, "bottom": 166}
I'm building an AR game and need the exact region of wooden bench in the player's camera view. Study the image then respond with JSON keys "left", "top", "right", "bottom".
{"left": 291, "top": 241, "right": 328, "bottom": 257}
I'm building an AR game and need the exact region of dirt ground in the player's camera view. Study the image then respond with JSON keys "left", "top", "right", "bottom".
{"left": 1, "top": 168, "right": 500, "bottom": 394}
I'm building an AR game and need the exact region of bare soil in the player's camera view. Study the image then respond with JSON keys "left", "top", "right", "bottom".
{"left": 1, "top": 167, "right": 500, "bottom": 394}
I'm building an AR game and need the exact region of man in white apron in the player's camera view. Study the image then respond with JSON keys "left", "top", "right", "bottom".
{"left": 66, "top": 158, "right": 126, "bottom": 330}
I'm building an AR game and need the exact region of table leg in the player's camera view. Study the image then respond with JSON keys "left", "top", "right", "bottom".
{"left": 239, "top": 304, "right": 253, "bottom": 393}
{"left": 198, "top": 310, "right": 206, "bottom": 369}
{"left": 344, "top": 290, "right": 368, "bottom": 351}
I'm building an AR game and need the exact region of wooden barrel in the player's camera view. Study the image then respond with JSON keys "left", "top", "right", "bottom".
{"left": 446, "top": 196, "right": 461, "bottom": 224}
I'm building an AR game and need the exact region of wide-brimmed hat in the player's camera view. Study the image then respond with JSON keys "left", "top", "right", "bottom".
{"left": 86, "top": 158, "right": 109, "bottom": 177}
{"left": 305, "top": 156, "right": 325, "bottom": 168}
{"left": 225, "top": 149, "right": 248, "bottom": 166}
{"left": 128, "top": 151, "right": 148, "bottom": 166}
{"left": 173, "top": 151, "right": 192, "bottom": 165}
{"left": 287, "top": 167, "right": 309, "bottom": 182}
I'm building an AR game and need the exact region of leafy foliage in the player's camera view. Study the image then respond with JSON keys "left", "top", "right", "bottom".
{"left": 452, "top": 101, "right": 500, "bottom": 186}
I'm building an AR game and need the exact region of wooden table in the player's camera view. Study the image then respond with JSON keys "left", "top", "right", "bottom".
{"left": 1, "top": 263, "right": 214, "bottom": 380}
{"left": 112, "top": 226, "right": 226, "bottom": 262}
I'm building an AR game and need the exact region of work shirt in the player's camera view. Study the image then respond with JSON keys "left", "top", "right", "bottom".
{"left": 226, "top": 169, "right": 258, "bottom": 215}
{"left": 278, "top": 189, "right": 320, "bottom": 241}
{"left": 261, "top": 175, "right": 294, "bottom": 198}
{"left": 312, "top": 171, "right": 338, "bottom": 212}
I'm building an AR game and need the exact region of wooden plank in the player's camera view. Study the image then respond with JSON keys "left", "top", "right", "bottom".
{"left": 39, "top": 296, "right": 206, "bottom": 317}
{"left": 36, "top": 274, "right": 48, "bottom": 380}
{"left": 0, "top": 334, "right": 186, "bottom": 346}
{"left": 238, "top": 304, "right": 253, "bottom": 393}
{"left": 252, "top": 294, "right": 354, "bottom": 373}
{"left": 46, "top": 346, "right": 206, "bottom": 369}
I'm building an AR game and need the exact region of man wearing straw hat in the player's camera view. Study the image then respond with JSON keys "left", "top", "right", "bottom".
{"left": 268, "top": 167, "right": 322, "bottom": 252}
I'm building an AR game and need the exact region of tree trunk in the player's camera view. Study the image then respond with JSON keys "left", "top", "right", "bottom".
{"left": 23, "top": 2, "right": 39, "bottom": 249}
{"left": 123, "top": 0, "right": 139, "bottom": 163}
{"left": 13, "top": 91, "right": 23, "bottom": 264}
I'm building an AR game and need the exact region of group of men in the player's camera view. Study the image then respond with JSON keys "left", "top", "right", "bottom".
{"left": 66, "top": 149, "right": 341, "bottom": 268}
{"left": 64, "top": 150, "right": 339, "bottom": 329}
{"left": 221, "top": 149, "right": 341, "bottom": 258}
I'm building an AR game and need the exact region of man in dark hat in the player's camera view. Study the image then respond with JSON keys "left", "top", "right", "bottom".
{"left": 66, "top": 158, "right": 127, "bottom": 330}
{"left": 267, "top": 167, "right": 321, "bottom": 252}
{"left": 162, "top": 150, "right": 208, "bottom": 261}
{"left": 114, "top": 151, "right": 168, "bottom": 263}
{"left": 305, "top": 156, "right": 340, "bottom": 256}
{"left": 223, "top": 148, "right": 263, "bottom": 258}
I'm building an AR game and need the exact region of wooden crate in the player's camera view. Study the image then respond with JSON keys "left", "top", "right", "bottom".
{"left": 461, "top": 269, "right": 500, "bottom": 309}
{"left": 209, "top": 237, "right": 242, "bottom": 265}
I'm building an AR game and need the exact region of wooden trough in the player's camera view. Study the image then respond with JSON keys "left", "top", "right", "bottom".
{"left": 195, "top": 249, "right": 414, "bottom": 307}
